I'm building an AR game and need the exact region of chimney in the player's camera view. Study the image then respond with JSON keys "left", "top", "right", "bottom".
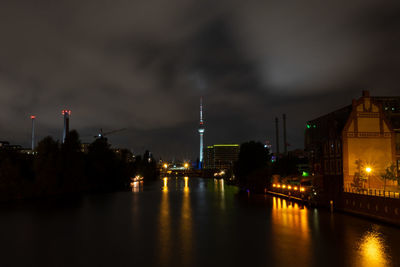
{"left": 31, "top": 115, "right": 36, "bottom": 150}
{"left": 275, "top": 117, "right": 280, "bottom": 157}
{"left": 283, "top": 114, "right": 287, "bottom": 155}
{"left": 62, "top": 110, "right": 71, "bottom": 143}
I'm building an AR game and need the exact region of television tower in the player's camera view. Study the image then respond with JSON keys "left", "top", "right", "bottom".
{"left": 198, "top": 97, "right": 205, "bottom": 168}
{"left": 30, "top": 115, "right": 36, "bottom": 150}
{"left": 62, "top": 109, "right": 71, "bottom": 143}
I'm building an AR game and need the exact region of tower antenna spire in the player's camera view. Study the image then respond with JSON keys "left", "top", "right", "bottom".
{"left": 200, "top": 97, "right": 204, "bottom": 124}
{"left": 198, "top": 97, "right": 205, "bottom": 168}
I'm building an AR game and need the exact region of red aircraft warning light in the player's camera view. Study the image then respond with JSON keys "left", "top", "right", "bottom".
{"left": 30, "top": 115, "right": 36, "bottom": 119}
{"left": 61, "top": 110, "right": 71, "bottom": 115}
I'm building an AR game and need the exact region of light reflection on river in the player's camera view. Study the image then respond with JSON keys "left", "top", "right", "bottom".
{"left": 356, "top": 228, "right": 391, "bottom": 267}
{"left": 270, "top": 197, "right": 311, "bottom": 266}
{"left": 1, "top": 177, "right": 400, "bottom": 267}
{"left": 158, "top": 177, "right": 171, "bottom": 266}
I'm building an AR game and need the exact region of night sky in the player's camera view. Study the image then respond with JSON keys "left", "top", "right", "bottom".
{"left": 1, "top": 0, "right": 400, "bottom": 160}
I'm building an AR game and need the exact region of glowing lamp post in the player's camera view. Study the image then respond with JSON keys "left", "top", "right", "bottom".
{"left": 184, "top": 162, "right": 189, "bottom": 175}
{"left": 365, "top": 167, "right": 372, "bottom": 189}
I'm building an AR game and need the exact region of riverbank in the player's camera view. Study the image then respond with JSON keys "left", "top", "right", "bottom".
{"left": 264, "top": 186, "right": 400, "bottom": 227}
{"left": 340, "top": 192, "right": 400, "bottom": 227}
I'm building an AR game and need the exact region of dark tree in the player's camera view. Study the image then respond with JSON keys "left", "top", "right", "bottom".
{"left": 137, "top": 150, "right": 158, "bottom": 180}
{"left": 87, "top": 137, "right": 118, "bottom": 191}
{"left": 0, "top": 130, "right": 157, "bottom": 202}
{"left": 60, "top": 130, "right": 86, "bottom": 193}
{"left": 34, "top": 136, "right": 61, "bottom": 195}
{"left": 234, "top": 141, "right": 271, "bottom": 190}
{"left": 272, "top": 154, "right": 306, "bottom": 177}
{"left": 0, "top": 149, "right": 34, "bottom": 200}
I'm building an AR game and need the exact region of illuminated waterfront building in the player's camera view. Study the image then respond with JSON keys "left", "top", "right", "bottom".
{"left": 203, "top": 144, "right": 240, "bottom": 170}
{"left": 305, "top": 91, "right": 400, "bottom": 202}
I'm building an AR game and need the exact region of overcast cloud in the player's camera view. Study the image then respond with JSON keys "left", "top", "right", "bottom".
{"left": 1, "top": 0, "right": 400, "bottom": 159}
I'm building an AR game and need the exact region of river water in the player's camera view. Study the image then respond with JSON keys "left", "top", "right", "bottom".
{"left": 1, "top": 177, "right": 400, "bottom": 267}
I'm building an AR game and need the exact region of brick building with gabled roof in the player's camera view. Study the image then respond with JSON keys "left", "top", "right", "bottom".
{"left": 305, "top": 91, "right": 400, "bottom": 204}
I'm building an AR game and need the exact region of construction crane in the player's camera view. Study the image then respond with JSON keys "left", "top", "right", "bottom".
{"left": 95, "top": 128, "right": 127, "bottom": 139}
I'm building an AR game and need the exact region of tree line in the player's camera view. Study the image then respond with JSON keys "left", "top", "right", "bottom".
{"left": 0, "top": 130, "right": 157, "bottom": 201}
{"left": 234, "top": 141, "right": 306, "bottom": 192}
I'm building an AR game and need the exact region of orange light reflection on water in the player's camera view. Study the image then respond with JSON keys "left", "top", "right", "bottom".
{"left": 271, "top": 197, "right": 311, "bottom": 266}
{"left": 163, "top": 177, "right": 168, "bottom": 192}
{"left": 130, "top": 181, "right": 143, "bottom": 193}
{"left": 213, "top": 179, "right": 225, "bottom": 209}
{"left": 184, "top": 176, "right": 189, "bottom": 193}
{"left": 356, "top": 230, "right": 391, "bottom": 267}
{"left": 181, "top": 176, "right": 192, "bottom": 265}
{"left": 158, "top": 177, "right": 171, "bottom": 265}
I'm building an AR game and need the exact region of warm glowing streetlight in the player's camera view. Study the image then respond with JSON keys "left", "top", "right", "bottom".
{"left": 365, "top": 166, "right": 372, "bottom": 189}
{"left": 163, "top": 163, "right": 168, "bottom": 169}
{"left": 184, "top": 162, "right": 189, "bottom": 169}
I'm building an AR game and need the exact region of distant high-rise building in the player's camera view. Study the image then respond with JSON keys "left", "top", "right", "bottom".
{"left": 198, "top": 97, "right": 205, "bottom": 168}
{"left": 204, "top": 144, "right": 240, "bottom": 170}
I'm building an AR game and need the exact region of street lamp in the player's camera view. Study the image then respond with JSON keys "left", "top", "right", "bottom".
{"left": 184, "top": 163, "right": 189, "bottom": 169}
{"left": 365, "top": 166, "right": 372, "bottom": 190}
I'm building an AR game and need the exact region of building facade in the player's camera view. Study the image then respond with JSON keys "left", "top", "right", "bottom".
{"left": 203, "top": 144, "right": 240, "bottom": 170}
{"left": 305, "top": 91, "right": 400, "bottom": 202}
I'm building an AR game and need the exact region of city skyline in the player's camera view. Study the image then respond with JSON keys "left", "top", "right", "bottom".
{"left": 1, "top": 1, "right": 400, "bottom": 266}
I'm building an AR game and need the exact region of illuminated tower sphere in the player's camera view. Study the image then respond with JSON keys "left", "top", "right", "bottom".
{"left": 62, "top": 109, "right": 71, "bottom": 143}
{"left": 198, "top": 97, "right": 205, "bottom": 167}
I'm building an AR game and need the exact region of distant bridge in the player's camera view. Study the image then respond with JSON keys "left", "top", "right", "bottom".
{"left": 161, "top": 169, "right": 217, "bottom": 178}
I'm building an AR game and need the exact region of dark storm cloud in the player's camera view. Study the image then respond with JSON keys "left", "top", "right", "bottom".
{"left": 1, "top": 0, "right": 400, "bottom": 158}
